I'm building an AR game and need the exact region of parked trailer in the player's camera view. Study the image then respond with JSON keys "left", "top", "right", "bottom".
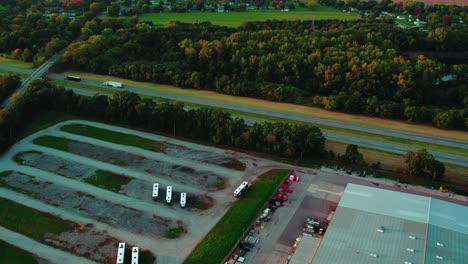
{"left": 180, "top": 192, "right": 186, "bottom": 208}
{"left": 66, "top": 75, "right": 81, "bottom": 82}
{"left": 152, "top": 183, "right": 159, "bottom": 200}
{"left": 131, "top": 247, "right": 139, "bottom": 264}
{"left": 116, "top": 242, "right": 125, "bottom": 264}
{"left": 103, "top": 81, "right": 124, "bottom": 88}
{"left": 166, "top": 186, "right": 172, "bottom": 204}
{"left": 233, "top": 181, "right": 249, "bottom": 197}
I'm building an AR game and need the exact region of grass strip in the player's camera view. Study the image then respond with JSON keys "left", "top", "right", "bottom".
{"left": 33, "top": 135, "right": 75, "bottom": 151}
{"left": 0, "top": 197, "right": 73, "bottom": 241}
{"left": 0, "top": 56, "right": 33, "bottom": 69}
{"left": 84, "top": 170, "right": 131, "bottom": 192}
{"left": 61, "top": 124, "right": 163, "bottom": 152}
{"left": 0, "top": 240, "right": 38, "bottom": 264}
{"left": 184, "top": 169, "right": 289, "bottom": 264}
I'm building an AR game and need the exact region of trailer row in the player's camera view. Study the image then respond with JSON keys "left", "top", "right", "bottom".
{"left": 116, "top": 242, "right": 139, "bottom": 264}
{"left": 152, "top": 183, "right": 186, "bottom": 208}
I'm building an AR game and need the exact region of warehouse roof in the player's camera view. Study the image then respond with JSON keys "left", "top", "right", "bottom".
{"left": 313, "top": 184, "right": 468, "bottom": 264}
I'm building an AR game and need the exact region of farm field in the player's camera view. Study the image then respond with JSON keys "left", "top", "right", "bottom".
{"left": 0, "top": 119, "right": 282, "bottom": 263}
{"left": 139, "top": 6, "right": 358, "bottom": 27}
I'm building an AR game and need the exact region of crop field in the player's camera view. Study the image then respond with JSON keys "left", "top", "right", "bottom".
{"left": 139, "top": 6, "right": 358, "bottom": 27}
{"left": 0, "top": 119, "right": 281, "bottom": 263}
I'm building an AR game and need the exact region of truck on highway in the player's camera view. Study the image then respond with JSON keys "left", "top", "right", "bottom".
{"left": 103, "top": 81, "right": 123, "bottom": 88}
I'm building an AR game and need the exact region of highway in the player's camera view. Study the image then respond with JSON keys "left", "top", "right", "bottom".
{"left": 44, "top": 73, "right": 468, "bottom": 150}
{"left": 68, "top": 86, "right": 468, "bottom": 167}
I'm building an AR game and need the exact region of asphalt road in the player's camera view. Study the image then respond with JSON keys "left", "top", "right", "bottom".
{"left": 67, "top": 86, "right": 468, "bottom": 167}
{"left": 44, "top": 74, "right": 468, "bottom": 150}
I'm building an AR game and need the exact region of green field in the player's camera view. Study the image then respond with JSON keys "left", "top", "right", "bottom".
{"left": 33, "top": 135, "right": 75, "bottom": 151}
{"left": 84, "top": 170, "right": 132, "bottom": 192}
{"left": 184, "top": 169, "right": 289, "bottom": 264}
{"left": 0, "top": 240, "right": 38, "bottom": 264}
{"left": 0, "top": 198, "right": 73, "bottom": 241}
{"left": 0, "top": 56, "right": 33, "bottom": 69}
{"left": 61, "top": 124, "right": 163, "bottom": 152}
{"left": 139, "top": 6, "right": 358, "bottom": 27}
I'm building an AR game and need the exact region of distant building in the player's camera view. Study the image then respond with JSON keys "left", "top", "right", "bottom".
{"left": 313, "top": 184, "right": 468, "bottom": 264}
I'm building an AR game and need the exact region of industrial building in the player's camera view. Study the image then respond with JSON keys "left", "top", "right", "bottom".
{"left": 312, "top": 184, "right": 468, "bottom": 264}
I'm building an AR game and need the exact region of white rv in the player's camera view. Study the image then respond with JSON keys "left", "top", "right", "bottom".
{"left": 116, "top": 242, "right": 125, "bottom": 264}
{"left": 180, "top": 192, "right": 186, "bottom": 208}
{"left": 233, "top": 181, "right": 249, "bottom": 197}
{"left": 166, "top": 186, "right": 172, "bottom": 204}
{"left": 152, "top": 183, "right": 159, "bottom": 200}
{"left": 103, "top": 81, "right": 123, "bottom": 88}
{"left": 131, "top": 247, "right": 139, "bottom": 264}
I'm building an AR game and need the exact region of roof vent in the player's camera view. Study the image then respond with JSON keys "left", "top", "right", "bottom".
{"left": 436, "top": 242, "right": 444, "bottom": 247}
{"left": 369, "top": 253, "right": 378, "bottom": 258}
{"left": 436, "top": 255, "right": 443, "bottom": 260}
{"left": 408, "top": 236, "right": 416, "bottom": 240}
{"left": 407, "top": 248, "right": 415, "bottom": 252}
{"left": 377, "top": 228, "right": 384, "bottom": 233}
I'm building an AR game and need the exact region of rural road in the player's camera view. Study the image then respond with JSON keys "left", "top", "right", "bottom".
{"left": 68, "top": 87, "right": 468, "bottom": 167}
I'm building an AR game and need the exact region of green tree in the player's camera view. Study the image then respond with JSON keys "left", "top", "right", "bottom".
{"left": 342, "top": 144, "right": 365, "bottom": 165}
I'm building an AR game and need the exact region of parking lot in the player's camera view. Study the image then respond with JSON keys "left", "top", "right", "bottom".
{"left": 0, "top": 120, "right": 281, "bottom": 264}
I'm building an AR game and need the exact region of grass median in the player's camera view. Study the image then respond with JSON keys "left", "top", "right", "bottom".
{"left": 84, "top": 170, "right": 132, "bottom": 193}
{"left": 184, "top": 169, "right": 289, "bottom": 264}
{"left": 33, "top": 135, "right": 75, "bottom": 151}
{"left": 0, "top": 240, "right": 38, "bottom": 264}
{"left": 0, "top": 198, "right": 74, "bottom": 241}
{"left": 61, "top": 124, "right": 163, "bottom": 152}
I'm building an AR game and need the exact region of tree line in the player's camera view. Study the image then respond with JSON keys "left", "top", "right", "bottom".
{"left": 60, "top": 19, "right": 468, "bottom": 130}
{"left": 0, "top": 74, "right": 21, "bottom": 102}
{"left": 0, "top": 79, "right": 326, "bottom": 158}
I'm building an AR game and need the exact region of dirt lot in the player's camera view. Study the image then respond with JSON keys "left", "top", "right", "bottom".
{"left": 0, "top": 120, "right": 280, "bottom": 264}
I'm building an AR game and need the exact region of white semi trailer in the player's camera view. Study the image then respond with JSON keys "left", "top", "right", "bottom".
{"left": 116, "top": 242, "right": 125, "bottom": 264}
{"left": 152, "top": 183, "right": 159, "bottom": 200}
{"left": 180, "top": 192, "right": 186, "bottom": 208}
{"left": 103, "top": 81, "right": 123, "bottom": 88}
{"left": 131, "top": 247, "right": 139, "bottom": 264}
{"left": 166, "top": 186, "right": 172, "bottom": 204}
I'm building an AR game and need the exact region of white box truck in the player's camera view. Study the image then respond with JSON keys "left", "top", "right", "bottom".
{"left": 180, "top": 192, "right": 186, "bottom": 208}
{"left": 103, "top": 81, "right": 123, "bottom": 88}
{"left": 166, "top": 186, "right": 172, "bottom": 204}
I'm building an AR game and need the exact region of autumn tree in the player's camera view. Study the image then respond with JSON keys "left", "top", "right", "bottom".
{"left": 405, "top": 149, "right": 445, "bottom": 180}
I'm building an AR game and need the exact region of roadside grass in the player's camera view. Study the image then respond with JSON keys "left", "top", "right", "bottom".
{"left": 0, "top": 69, "right": 29, "bottom": 78}
{"left": 0, "top": 197, "right": 73, "bottom": 241}
{"left": 325, "top": 141, "right": 468, "bottom": 189}
{"left": 139, "top": 6, "right": 358, "bottom": 27}
{"left": 0, "top": 56, "right": 33, "bottom": 69}
{"left": 52, "top": 80, "right": 116, "bottom": 95}
{"left": 33, "top": 135, "right": 75, "bottom": 151}
{"left": 61, "top": 70, "right": 468, "bottom": 142}
{"left": 84, "top": 170, "right": 132, "bottom": 193}
{"left": 61, "top": 124, "right": 163, "bottom": 152}
{"left": 184, "top": 169, "right": 289, "bottom": 264}
{"left": 62, "top": 82, "right": 468, "bottom": 157}
{"left": 0, "top": 240, "right": 38, "bottom": 264}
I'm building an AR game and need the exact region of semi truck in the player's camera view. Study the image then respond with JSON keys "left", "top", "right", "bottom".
{"left": 166, "top": 186, "right": 172, "bottom": 204}
{"left": 103, "top": 81, "right": 123, "bottom": 88}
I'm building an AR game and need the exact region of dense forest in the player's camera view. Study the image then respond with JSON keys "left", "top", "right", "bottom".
{"left": 0, "top": 79, "right": 326, "bottom": 158}
{"left": 60, "top": 18, "right": 468, "bottom": 130}
{"left": 0, "top": 74, "right": 21, "bottom": 102}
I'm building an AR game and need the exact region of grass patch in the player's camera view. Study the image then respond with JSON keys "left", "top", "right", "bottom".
{"left": 164, "top": 226, "right": 185, "bottom": 239}
{"left": 0, "top": 171, "right": 12, "bottom": 178}
{"left": 0, "top": 197, "right": 73, "bottom": 241}
{"left": 220, "top": 159, "right": 246, "bottom": 171}
{"left": 193, "top": 200, "right": 209, "bottom": 210}
{"left": 84, "top": 170, "right": 131, "bottom": 192}
{"left": 139, "top": 6, "right": 358, "bottom": 27}
{"left": 0, "top": 240, "right": 38, "bottom": 264}
{"left": 61, "top": 124, "right": 163, "bottom": 152}
{"left": 184, "top": 169, "right": 289, "bottom": 264}
{"left": 0, "top": 56, "right": 33, "bottom": 69}
{"left": 33, "top": 135, "right": 76, "bottom": 151}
